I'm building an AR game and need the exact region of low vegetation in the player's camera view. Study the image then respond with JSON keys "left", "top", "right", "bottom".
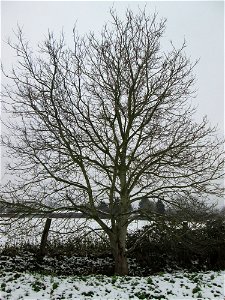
{"left": 1, "top": 213, "right": 225, "bottom": 276}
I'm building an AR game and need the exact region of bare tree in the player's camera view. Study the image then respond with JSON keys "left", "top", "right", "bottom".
{"left": 1, "top": 8, "right": 224, "bottom": 275}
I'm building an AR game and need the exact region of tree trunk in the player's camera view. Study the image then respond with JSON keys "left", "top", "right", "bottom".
{"left": 110, "top": 226, "right": 128, "bottom": 275}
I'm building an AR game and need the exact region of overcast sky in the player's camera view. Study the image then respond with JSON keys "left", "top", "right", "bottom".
{"left": 1, "top": 1, "right": 224, "bottom": 205}
{"left": 1, "top": 1, "right": 224, "bottom": 130}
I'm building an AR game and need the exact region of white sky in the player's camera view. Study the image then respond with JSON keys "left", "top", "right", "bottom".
{"left": 1, "top": 1, "right": 224, "bottom": 206}
{"left": 1, "top": 1, "right": 224, "bottom": 131}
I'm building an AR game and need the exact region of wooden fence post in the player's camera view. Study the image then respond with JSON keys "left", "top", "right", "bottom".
{"left": 39, "top": 218, "right": 52, "bottom": 258}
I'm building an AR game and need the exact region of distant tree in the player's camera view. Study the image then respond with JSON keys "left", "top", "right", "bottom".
{"left": 139, "top": 197, "right": 155, "bottom": 212}
{"left": 98, "top": 201, "right": 109, "bottom": 214}
{"left": 165, "top": 195, "right": 219, "bottom": 223}
{"left": 112, "top": 197, "right": 132, "bottom": 216}
{"left": 156, "top": 199, "right": 165, "bottom": 215}
{"left": 1, "top": 8, "right": 224, "bottom": 275}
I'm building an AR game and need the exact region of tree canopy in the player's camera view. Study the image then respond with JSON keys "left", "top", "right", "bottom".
{"left": 1, "top": 8, "right": 224, "bottom": 275}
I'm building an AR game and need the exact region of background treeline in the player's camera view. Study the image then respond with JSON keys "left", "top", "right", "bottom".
{"left": 97, "top": 197, "right": 166, "bottom": 215}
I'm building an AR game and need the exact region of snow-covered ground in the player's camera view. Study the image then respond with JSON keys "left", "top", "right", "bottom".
{"left": 0, "top": 270, "right": 224, "bottom": 299}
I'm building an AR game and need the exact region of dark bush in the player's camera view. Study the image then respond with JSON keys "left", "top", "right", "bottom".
{"left": 127, "top": 215, "right": 225, "bottom": 274}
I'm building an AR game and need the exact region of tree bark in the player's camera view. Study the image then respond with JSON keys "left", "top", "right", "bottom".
{"left": 110, "top": 226, "right": 128, "bottom": 275}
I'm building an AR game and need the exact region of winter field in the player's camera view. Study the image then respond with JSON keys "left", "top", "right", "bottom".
{"left": 0, "top": 217, "right": 224, "bottom": 299}
{"left": 0, "top": 270, "right": 224, "bottom": 299}
{"left": 0, "top": 271, "right": 225, "bottom": 300}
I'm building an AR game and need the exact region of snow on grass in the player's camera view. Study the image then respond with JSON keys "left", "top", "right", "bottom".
{"left": 0, "top": 270, "right": 224, "bottom": 300}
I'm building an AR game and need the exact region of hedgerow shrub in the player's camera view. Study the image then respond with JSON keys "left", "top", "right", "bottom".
{"left": 0, "top": 215, "right": 224, "bottom": 275}
{"left": 127, "top": 215, "right": 225, "bottom": 273}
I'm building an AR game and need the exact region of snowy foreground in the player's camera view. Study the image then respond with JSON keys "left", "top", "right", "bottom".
{"left": 0, "top": 270, "right": 224, "bottom": 300}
